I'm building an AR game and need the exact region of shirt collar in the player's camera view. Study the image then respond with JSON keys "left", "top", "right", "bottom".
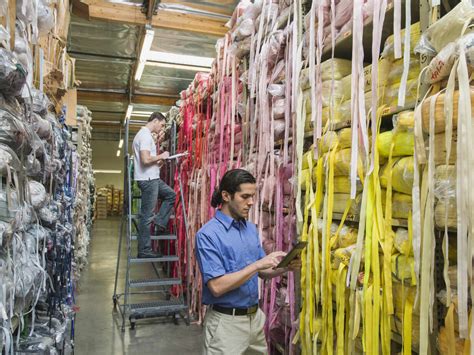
{"left": 215, "top": 210, "right": 246, "bottom": 230}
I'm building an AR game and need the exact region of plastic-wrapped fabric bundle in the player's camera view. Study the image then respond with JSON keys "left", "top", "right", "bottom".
{"left": 342, "top": 59, "right": 392, "bottom": 93}
{"left": 14, "top": 21, "right": 33, "bottom": 90}
{"left": 424, "top": 33, "right": 474, "bottom": 84}
{"left": 333, "top": 193, "right": 362, "bottom": 215}
{"left": 0, "top": 108, "right": 29, "bottom": 150}
{"left": 333, "top": 176, "right": 363, "bottom": 194}
{"left": 28, "top": 180, "right": 48, "bottom": 209}
{"left": 331, "top": 244, "right": 358, "bottom": 269}
{"left": 394, "top": 228, "right": 411, "bottom": 256}
{"left": 434, "top": 132, "right": 457, "bottom": 165}
{"left": 382, "top": 22, "right": 421, "bottom": 59}
{"left": 37, "top": 0, "right": 55, "bottom": 36}
{"left": 299, "top": 169, "right": 311, "bottom": 191}
{"left": 386, "top": 57, "right": 420, "bottom": 85}
{"left": 421, "top": 88, "right": 474, "bottom": 133}
{"left": 380, "top": 191, "right": 412, "bottom": 219}
{"left": 417, "top": 2, "right": 474, "bottom": 55}
{"left": 380, "top": 156, "right": 414, "bottom": 195}
{"left": 32, "top": 112, "right": 52, "bottom": 139}
{"left": 377, "top": 130, "right": 414, "bottom": 158}
{"left": 300, "top": 58, "right": 352, "bottom": 90}
{"left": 330, "top": 224, "right": 358, "bottom": 249}
{"left": 0, "top": 48, "right": 26, "bottom": 96}
{"left": 435, "top": 198, "right": 457, "bottom": 230}
{"left": 391, "top": 254, "right": 416, "bottom": 285}
{"left": 434, "top": 165, "right": 456, "bottom": 200}
{"left": 394, "top": 110, "right": 415, "bottom": 130}
{"left": 333, "top": 148, "right": 363, "bottom": 176}
{"left": 30, "top": 88, "right": 51, "bottom": 116}
{"left": 0, "top": 188, "right": 19, "bottom": 222}
{"left": 383, "top": 79, "right": 418, "bottom": 108}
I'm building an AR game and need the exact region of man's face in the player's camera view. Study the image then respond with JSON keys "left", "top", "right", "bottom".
{"left": 224, "top": 183, "right": 256, "bottom": 220}
{"left": 152, "top": 119, "right": 165, "bottom": 133}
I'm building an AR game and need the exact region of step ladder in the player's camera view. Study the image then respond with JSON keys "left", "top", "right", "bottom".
{"left": 112, "top": 119, "right": 191, "bottom": 331}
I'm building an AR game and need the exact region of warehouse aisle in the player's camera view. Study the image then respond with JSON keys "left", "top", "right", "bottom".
{"left": 75, "top": 218, "right": 202, "bottom": 354}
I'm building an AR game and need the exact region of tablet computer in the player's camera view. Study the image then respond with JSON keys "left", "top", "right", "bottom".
{"left": 275, "top": 241, "right": 307, "bottom": 269}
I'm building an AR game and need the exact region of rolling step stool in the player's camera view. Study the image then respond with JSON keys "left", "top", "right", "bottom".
{"left": 112, "top": 119, "right": 191, "bottom": 331}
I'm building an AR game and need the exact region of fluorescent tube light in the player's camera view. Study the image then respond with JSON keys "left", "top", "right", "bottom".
{"left": 116, "top": 149, "right": 121, "bottom": 157}
{"left": 133, "top": 111, "right": 154, "bottom": 115}
{"left": 93, "top": 170, "right": 122, "bottom": 174}
{"left": 134, "top": 27, "right": 155, "bottom": 81}
{"left": 147, "top": 51, "right": 213, "bottom": 68}
{"left": 146, "top": 61, "right": 212, "bottom": 72}
{"left": 118, "top": 138, "right": 124, "bottom": 149}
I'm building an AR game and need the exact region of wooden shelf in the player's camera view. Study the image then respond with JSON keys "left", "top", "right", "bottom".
{"left": 321, "top": 0, "right": 420, "bottom": 62}
{"left": 332, "top": 212, "right": 408, "bottom": 228}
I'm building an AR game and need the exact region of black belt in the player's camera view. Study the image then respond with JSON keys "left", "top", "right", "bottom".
{"left": 212, "top": 304, "right": 258, "bottom": 316}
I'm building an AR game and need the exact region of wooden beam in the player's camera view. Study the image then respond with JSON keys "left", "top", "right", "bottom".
{"left": 152, "top": 10, "right": 226, "bottom": 36}
{"left": 71, "top": 0, "right": 90, "bottom": 20}
{"left": 146, "top": 0, "right": 157, "bottom": 20}
{"left": 77, "top": 90, "right": 177, "bottom": 106}
{"left": 8, "top": 0, "right": 16, "bottom": 51}
{"left": 73, "top": 1, "right": 227, "bottom": 36}
{"left": 160, "top": 0, "right": 233, "bottom": 17}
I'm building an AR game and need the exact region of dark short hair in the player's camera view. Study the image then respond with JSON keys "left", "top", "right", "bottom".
{"left": 148, "top": 112, "right": 166, "bottom": 122}
{"left": 211, "top": 169, "right": 256, "bottom": 208}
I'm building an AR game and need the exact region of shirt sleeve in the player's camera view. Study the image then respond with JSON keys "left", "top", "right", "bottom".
{"left": 195, "top": 231, "right": 226, "bottom": 284}
{"left": 138, "top": 133, "right": 154, "bottom": 152}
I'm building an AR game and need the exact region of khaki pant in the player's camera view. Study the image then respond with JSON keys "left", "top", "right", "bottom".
{"left": 202, "top": 308, "right": 268, "bottom": 355}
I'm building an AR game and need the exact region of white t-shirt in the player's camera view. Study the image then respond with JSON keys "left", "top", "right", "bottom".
{"left": 133, "top": 127, "right": 160, "bottom": 181}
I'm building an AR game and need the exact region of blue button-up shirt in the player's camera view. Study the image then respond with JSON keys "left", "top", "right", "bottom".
{"left": 195, "top": 210, "right": 266, "bottom": 308}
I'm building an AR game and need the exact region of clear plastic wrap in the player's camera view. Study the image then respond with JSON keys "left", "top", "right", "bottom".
{"left": 418, "top": 2, "right": 474, "bottom": 54}
{"left": 435, "top": 198, "right": 457, "bottom": 230}
{"left": 434, "top": 132, "right": 457, "bottom": 165}
{"left": 380, "top": 156, "right": 414, "bottom": 195}
{"left": 394, "top": 228, "right": 411, "bottom": 255}
{"left": 0, "top": 189, "right": 19, "bottom": 222}
{"left": 425, "top": 33, "right": 474, "bottom": 84}
{"left": 391, "top": 254, "right": 416, "bottom": 284}
{"left": 31, "top": 88, "right": 51, "bottom": 116}
{"left": 382, "top": 22, "right": 421, "bottom": 59}
{"left": 37, "top": 0, "right": 55, "bottom": 36}
{"left": 28, "top": 180, "right": 48, "bottom": 209}
{"left": 331, "top": 244, "right": 357, "bottom": 269}
{"left": 330, "top": 224, "right": 358, "bottom": 249}
{"left": 229, "top": 36, "right": 252, "bottom": 59}
{"left": 377, "top": 130, "right": 414, "bottom": 157}
{"left": 14, "top": 21, "right": 33, "bottom": 90}
{"left": 0, "top": 48, "right": 27, "bottom": 96}
{"left": 393, "top": 110, "right": 415, "bottom": 130}
{"left": 32, "top": 112, "right": 52, "bottom": 139}
{"left": 268, "top": 84, "right": 285, "bottom": 97}
{"left": 421, "top": 88, "right": 474, "bottom": 134}
{"left": 273, "top": 119, "right": 287, "bottom": 140}
{"left": 300, "top": 59, "right": 352, "bottom": 90}
{"left": 273, "top": 98, "right": 286, "bottom": 119}
{"left": 434, "top": 165, "right": 456, "bottom": 200}
{"left": 233, "top": 18, "right": 254, "bottom": 41}
{"left": 384, "top": 192, "right": 412, "bottom": 219}
{"left": 0, "top": 108, "right": 29, "bottom": 151}
{"left": 320, "top": 131, "right": 338, "bottom": 153}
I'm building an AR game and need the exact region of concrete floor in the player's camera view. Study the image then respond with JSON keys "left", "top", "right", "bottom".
{"left": 75, "top": 218, "right": 202, "bottom": 355}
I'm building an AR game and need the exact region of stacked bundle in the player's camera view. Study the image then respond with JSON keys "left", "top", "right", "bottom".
{"left": 0, "top": 2, "right": 88, "bottom": 351}
{"left": 174, "top": 0, "right": 302, "bottom": 351}
{"left": 72, "top": 105, "right": 94, "bottom": 277}
{"left": 412, "top": 2, "right": 474, "bottom": 351}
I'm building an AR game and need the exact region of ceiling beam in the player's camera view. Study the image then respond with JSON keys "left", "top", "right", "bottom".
{"left": 72, "top": 1, "right": 227, "bottom": 36}
{"left": 77, "top": 90, "right": 177, "bottom": 106}
{"left": 160, "top": 0, "right": 233, "bottom": 17}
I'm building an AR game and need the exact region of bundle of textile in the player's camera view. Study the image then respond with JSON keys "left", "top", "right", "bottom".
{"left": 412, "top": 3, "right": 474, "bottom": 353}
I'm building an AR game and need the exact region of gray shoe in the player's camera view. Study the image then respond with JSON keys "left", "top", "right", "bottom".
{"left": 137, "top": 249, "right": 162, "bottom": 258}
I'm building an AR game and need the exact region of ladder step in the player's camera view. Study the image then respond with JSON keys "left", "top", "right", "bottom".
{"left": 128, "top": 300, "right": 187, "bottom": 317}
{"left": 131, "top": 234, "right": 177, "bottom": 241}
{"left": 130, "top": 278, "right": 181, "bottom": 288}
{"left": 130, "top": 255, "right": 179, "bottom": 263}
{"left": 130, "top": 214, "right": 175, "bottom": 220}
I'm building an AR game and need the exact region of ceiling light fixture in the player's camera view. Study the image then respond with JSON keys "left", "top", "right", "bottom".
{"left": 93, "top": 170, "right": 122, "bottom": 174}
{"left": 147, "top": 51, "right": 213, "bottom": 68}
{"left": 134, "top": 27, "right": 155, "bottom": 81}
{"left": 116, "top": 149, "right": 121, "bottom": 157}
{"left": 146, "top": 61, "right": 212, "bottom": 72}
{"left": 124, "top": 104, "right": 134, "bottom": 126}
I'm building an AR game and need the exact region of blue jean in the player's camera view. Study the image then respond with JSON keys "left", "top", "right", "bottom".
{"left": 137, "top": 178, "right": 176, "bottom": 253}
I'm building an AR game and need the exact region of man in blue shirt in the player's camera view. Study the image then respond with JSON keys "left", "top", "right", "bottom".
{"left": 195, "top": 169, "right": 298, "bottom": 355}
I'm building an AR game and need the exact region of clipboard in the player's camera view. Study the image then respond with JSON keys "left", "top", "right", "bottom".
{"left": 274, "top": 241, "right": 307, "bottom": 269}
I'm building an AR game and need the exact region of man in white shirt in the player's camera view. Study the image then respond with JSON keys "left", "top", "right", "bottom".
{"left": 133, "top": 112, "right": 176, "bottom": 258}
